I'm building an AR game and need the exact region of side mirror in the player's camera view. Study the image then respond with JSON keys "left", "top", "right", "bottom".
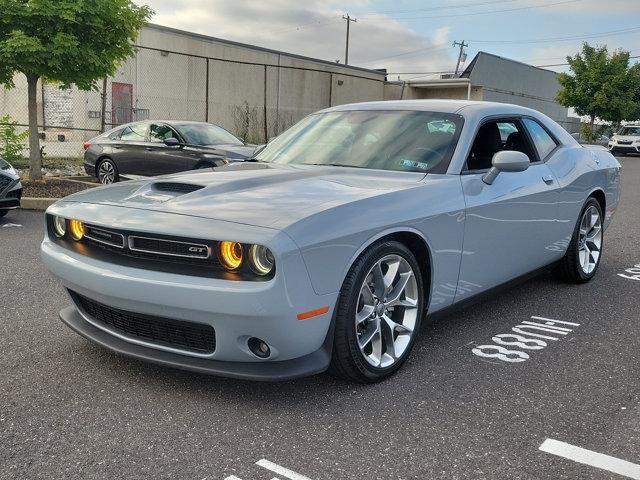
{"left": 482, "top": 151, "right": 530, "bottom": 185}
{"left": 164, "top": 137, "right": 182, "bottom": 147}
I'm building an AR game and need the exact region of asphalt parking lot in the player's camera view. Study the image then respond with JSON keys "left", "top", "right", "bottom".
{"left": 1, "top": 156, "right": 639, "bottom": 480}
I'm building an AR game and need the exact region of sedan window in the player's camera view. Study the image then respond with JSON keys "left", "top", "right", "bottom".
{"left": 256, "top": 111, "right": 464, "bottom": 174}
{"left": 119, "top": 124, "right": 148, "bottom": 142}
{"left": 150, "top": 124, "right": 179, "bottom": 143}
{"left": 176, "top": 124, "right": 243, "bottom": 146}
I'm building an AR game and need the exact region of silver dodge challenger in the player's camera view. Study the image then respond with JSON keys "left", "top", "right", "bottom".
{"left": 41, "top": 100, "right": 621, "bottom": 383}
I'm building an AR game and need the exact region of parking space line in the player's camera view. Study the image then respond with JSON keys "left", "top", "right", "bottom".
{"left": 256, "top": 459, "right": 312, "bottom": 480}
{"left": 540, "top": 438, "right": 640, "bottom": 479}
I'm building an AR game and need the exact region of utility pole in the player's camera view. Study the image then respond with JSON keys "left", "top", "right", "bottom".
{"left": 343, "top": 14, "right": 357, "bottom": 65}
{"left": 453, "top": 40, "right": 469, "bottom": 76}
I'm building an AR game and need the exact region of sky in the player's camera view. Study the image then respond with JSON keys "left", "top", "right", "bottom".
{"left": 137, "top": 0, "right": 640, "bottom": 80}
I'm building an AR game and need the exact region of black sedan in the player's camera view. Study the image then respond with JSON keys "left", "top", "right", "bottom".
{"left": 0, "top": 158, "right": 22, "bottom": 218}
{"left": 84, "top": 121, "right": 257, "bottom": 184}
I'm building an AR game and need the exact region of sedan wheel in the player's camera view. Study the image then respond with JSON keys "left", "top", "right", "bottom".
{"left": 330, "top": 241, "right": 424, "bottom": 383}
{"left": 98, "top": 159, "right": 118, "bottom": 184}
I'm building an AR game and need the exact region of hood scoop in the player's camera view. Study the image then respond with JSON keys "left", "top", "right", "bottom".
{"left": 119, "top": 182, "right": 205, "bottom": 205}
{"left": 152, "top": 182, "right": 204, "bottom": 194}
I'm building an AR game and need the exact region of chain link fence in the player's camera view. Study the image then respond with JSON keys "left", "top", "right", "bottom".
{"left": 0, "top": 45, "right": 386, "bottom": 164}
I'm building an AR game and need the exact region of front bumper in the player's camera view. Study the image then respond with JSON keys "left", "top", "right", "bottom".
{"left": 0, "top": 180, "right": 22, "bottom": 210}
{"left": 60, "top": 306, "right": 331, "bottom": 381}
{"left": 609, "top": 144, "right": 640, "bottom": 154}
{"left": 41, "top": 207, "right": 338, "bottom": 380}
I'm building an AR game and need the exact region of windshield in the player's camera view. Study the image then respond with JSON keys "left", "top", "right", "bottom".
{"left": 618, "top": 126, "right": 640, "bottom": 136}
{"left": 175, "top": 123, "right": 244, "bottom": 146}
{"left": 255, "top": 110, "right": 464, "bottom": 173}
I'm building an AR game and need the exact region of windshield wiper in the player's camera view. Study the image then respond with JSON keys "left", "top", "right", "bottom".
{"left": 302, "top": 163, "right": 364, "bottom": 168}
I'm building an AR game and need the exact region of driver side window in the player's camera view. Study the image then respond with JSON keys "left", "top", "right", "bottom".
{"left": 150, "top": 124, "right": 179, "bottom": 143}
{"left": 466, "top": 119, "right": 536, "bottom": 171}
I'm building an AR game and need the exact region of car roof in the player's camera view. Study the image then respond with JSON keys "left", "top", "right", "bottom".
{"left": 319, "top": 99, "right": 549, "bottom": 118}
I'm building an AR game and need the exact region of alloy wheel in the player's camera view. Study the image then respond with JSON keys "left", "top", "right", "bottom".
{"left": 355, "top": 254, "right": 419, "bottom": 368}
{"left": 578, "top": 205, "right": 602, "bottom": 275}
{"left": 98, "top": 161, "right": 116, "bottom": 184}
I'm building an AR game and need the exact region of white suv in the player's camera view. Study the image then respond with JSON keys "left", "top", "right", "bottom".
{"left": 609, "top": 125, "right": 640, "bottom": 155}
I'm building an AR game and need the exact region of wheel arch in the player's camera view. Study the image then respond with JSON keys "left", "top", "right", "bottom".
{"left": 339, "top": 228, "right": 434, "bottom": 310}
{"left": 96, "top": 155, "right": 116, "bottom": 170}
{"left": 588, "top": 188, "right": 606, "bottom": 213}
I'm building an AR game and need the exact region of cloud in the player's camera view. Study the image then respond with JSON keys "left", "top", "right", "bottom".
{"left": 139, "top": 0, "right": 456, "bottom": 77}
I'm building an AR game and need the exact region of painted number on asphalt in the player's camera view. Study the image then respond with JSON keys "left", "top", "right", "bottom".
{"left": 225, "top": 459, "right": 313, "bottom": 480}
{"left": 618, "top": 263, "right": 640, "bottom": 281}
{"left": 472, "top": 316, "right": 580, "bottom": 363}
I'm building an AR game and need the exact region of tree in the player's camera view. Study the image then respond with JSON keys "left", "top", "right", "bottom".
{"left": 557, "top": 43, "right": 639, "bottom": 141}
{"left": 0, "top": 0, "right": 152, "bottom": 179}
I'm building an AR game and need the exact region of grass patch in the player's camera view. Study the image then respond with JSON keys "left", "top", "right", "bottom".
{"left": 12, "top": 156, "right": 84, "bottom": 170}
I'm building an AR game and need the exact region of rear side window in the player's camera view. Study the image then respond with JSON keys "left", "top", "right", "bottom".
{"left": 524, "top": 119, "right": 558, "bottom": 160}
{"left": 120, "top": 124, "right": 148, "bottom": 142}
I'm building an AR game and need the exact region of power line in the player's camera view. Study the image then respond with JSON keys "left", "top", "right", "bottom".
{"left": 363, "top": 0, "right": 521, "bottom": 16}
{"left": 377, "top": 0, "right": 581, "bottom": 21}
{"left": 358, "top": 45, "right": 450, "bottom": 65}
{"left": 470, "top": 26, "right": 640, "bottom": 44}
{"left": 536, "top": 54, "right": 640, "bottom": 68}
{"left": 264, "top": 15, "right": 341, "bottom": 36}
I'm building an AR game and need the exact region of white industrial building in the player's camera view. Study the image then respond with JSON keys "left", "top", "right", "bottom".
{"left": 0, "top": 25, "right": 574, "bottom": 158}
{"left": 384, "top": 52, "right": 573, "bottom": 131}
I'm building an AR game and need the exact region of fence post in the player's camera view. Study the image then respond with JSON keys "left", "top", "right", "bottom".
{"left": 205, "top": 58, "right": 210, "bottom": 123}
{"left": 263, "top": 65, "right": 268, "bottom": 142}
{"left": 329, "top": 73, "right": 333, "bottom": 107}
{"left": 100, "top": 77, "right": 107, "bottom": 133}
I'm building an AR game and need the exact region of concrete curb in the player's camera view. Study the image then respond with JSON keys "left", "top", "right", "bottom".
{"left": 20, "top": 198, "right": 58, "bottom": 211}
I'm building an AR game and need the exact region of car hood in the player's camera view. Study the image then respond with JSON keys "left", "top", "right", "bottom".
{"left": 59, "top": 162, "right": 426, "bottom": 229}
{"left": 613, "top": 135, "right": 639, "bottom": 142}
{"left": 205, "top": 144, "right": 256, "bottom": 159}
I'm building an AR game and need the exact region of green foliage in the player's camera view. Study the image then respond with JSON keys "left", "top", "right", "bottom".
{"left": 0, "top": 114, "right": 28, "bottom": 163}
{"left": 557, "top": 43, "right": 640, "bottom": 127}
{"left": 0, "top": 0, "right": 153, "bottom": 90}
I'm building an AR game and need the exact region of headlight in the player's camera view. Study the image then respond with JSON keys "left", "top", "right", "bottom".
{"left": 218, "top": 241, "right": 243, "bottom": 270}
{"left": 68, "top": 220, "right": 84, "bottom": 241}
{"left": 53, "top": 216, "right": 67, "bottom": 238}
{"left": 248, "top": 245, "right": 275, "bottom": 276}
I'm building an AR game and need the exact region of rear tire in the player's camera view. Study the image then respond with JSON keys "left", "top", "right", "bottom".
{"left": 329, "top": 241, "right": 425, "bottom": 383}
{"left": 97, "top": 158, "right": 119, "bottom": 184}
{"left": 554, "top": 197, "right": 603, "bottom": 283}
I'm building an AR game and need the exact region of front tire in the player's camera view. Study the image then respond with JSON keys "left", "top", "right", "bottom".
{"left": 554, "top": 198, "right": 603, "bottom": 283}
{"left": 329, "top": 241, "right": 424, "bottom": 383}
{"left": 97, "top": 158, "right": 119, "bottom": 184}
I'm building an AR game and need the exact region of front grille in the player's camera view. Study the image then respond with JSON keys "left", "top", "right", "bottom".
{"left": 0, "top": 174, "right": 12, "bottom": 191}
{"left": 70, "top": 291, "right": 216, "bottom": 354}
{"left": 128, "top": 235, "right": 211, "bottom": 259}
{"left": 84, "top": 225, "right": 124, "bottom": 248}
{"left": 618, "top": 140, "right": 633, "bottom": 145}
{"left": 5, "top": 188, "right": 21, "bottom": 199}
{"left": 153, "top": 182, "right": 204, "bottom": 194}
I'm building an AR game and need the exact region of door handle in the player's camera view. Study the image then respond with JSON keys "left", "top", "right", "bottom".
{"left": 145, "top": 147, "right": 155, "bottom": 151}
{"left": 542, "top": 175, "right": 554, "bottom": 185}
